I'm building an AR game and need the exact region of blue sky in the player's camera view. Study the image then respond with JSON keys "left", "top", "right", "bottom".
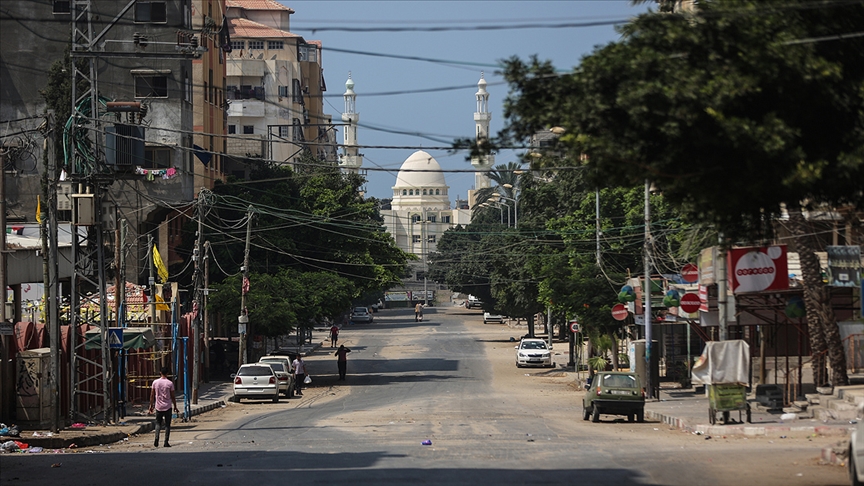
{"left": 284, "top": 1, "right": 650, "bottom": 201}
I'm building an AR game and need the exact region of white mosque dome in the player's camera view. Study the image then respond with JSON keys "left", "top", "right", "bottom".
{"left": 394, "top": 151, "right": 447, "bottom": 189}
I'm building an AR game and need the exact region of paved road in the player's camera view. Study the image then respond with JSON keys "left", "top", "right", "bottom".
{"left": 1, "top": 307, "right": 847, "bottom": 485}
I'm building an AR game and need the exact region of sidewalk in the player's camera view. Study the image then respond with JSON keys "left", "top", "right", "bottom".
{"left": 2, "top": 328, "right": 327, "bottom": 451}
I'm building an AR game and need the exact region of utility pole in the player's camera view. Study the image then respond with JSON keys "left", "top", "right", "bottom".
{"left": 149, "top": 235, "right": 157, "bottom": 335}
{"left": 644, "top": 180, "right": 654, "bottom": 399}
{"left": 595, "top": 189, "right": 601, "bottom": 266}
{"left": 0, "top": 149, "right": 9, "bottom": 422}
{"left": 192, "top": 191, "right": 205, "bottom": 403}
{"left": 203, "top": 240, "right": 210, "bottom": 382}
{"left": 239, "top": 206, "right": 253, "bottom": 366}
{"left": 717, "top": 237, "right": 728, "bottom": 341}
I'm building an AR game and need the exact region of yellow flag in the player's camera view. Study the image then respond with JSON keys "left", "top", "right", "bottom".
{"left": 153, "top": 245, "right": 169, "bottom": 283}
{"left": 36, "top": 195, "right": 42, "bottom": 224}
{"left": 154, "top": 294, "right": 171, "bottom": 311}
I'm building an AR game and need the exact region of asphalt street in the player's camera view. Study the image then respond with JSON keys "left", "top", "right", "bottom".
{"left": 1, "top": 306, "right": 848, "bottom": 485}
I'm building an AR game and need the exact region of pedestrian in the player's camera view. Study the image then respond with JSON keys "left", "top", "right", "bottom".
{"left": 292, "top": 355, "right": 306, "bottom": 396}
{"left": 334, "top": 344, "right": 352, "bottom": 380}
{"left": 415, "top": 302, "right": 423, "bottom": 322}
{"left": 330, "top": 324, "right": 339, "bottom": 348}
{"left": 148, "top": 366, "right": 178, "bottom": 448}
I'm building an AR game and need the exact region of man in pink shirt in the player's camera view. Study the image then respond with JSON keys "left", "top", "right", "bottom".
{"left": 149, "top": 366, "right": 178, "bottom": 448}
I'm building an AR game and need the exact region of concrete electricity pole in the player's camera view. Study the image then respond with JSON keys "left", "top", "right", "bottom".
{"left": 644, "top": 180, "right": 654, "bottom": 399}
{"left": 238, "top": 206, "right": 254, "bottom": 366}
{"left": 192, "top": 190, "right": 205, "bottom": 403}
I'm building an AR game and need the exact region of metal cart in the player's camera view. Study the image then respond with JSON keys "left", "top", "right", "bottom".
{"left": 708, "top": 383, "right": 751, "bottom": 425}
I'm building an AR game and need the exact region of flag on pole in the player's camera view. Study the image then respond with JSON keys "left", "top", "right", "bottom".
{"left": 36, "top": 195, "right": 41, "bottom": 224}
{"left": 153, "top": 245, "right": 169, "bottom": 283}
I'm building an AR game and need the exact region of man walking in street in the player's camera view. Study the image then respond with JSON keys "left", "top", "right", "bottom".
{"left": 335, "top": 345, "right": 352, "bottom": 380}
{"left": 330, "top": 324, "right": 339, "bottom": 348}
{"left": 292, "top": 355, "right": 306, "bottom": 396}
{"left": 149, "top": 366, "right": 178, "bottom": 448}
{"left": 415, "top": 302, "right": 423, "bottom": 322}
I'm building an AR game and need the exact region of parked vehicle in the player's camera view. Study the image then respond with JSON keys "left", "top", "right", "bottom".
{"left": 259, "top": 356, "right": 295, "bottom": 398}
{"left": 582, "top": 371, "right": 645, "bottom": 423}
{"left": 350, "top": 306, "right": 374, "bottom": 323}
{"left": 483, "top": 312, "right": 505, "bottom": 324}
{"left": 515, "top": 338, "right": 553, "bottom": 368}
{"left": 849, "top": 404, "right": 864, "bottom": 486}
{"left": 233, "top": 363, "right": 279, "bottom": 403}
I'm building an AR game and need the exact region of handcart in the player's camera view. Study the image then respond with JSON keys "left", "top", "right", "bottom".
{"left": 692, "top": 340, "right": 752, "bottom": 425}
{"left": 708, "top": 383, "right": 751, "bottom": 425}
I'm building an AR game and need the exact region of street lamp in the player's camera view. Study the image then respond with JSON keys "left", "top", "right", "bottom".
{"left": 494, "top": 193, "right": 517, "bottom": 228}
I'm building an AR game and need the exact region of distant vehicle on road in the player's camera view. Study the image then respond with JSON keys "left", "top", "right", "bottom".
{"left": 465, "top": 295, "right": 483, "bottom": 309}
{"left": 350, "top": 306, "right": 374, "bottom": 323}
{"left": 233, "top": 363, "right": 279, "bottom": 403}
{"left": 582, "top": 371, "right": 645, "bottom": 423}
{"left": 483, "top": 312, "right": 505, "bottom": 324}
{"left": 515, "top": 338, "right": 552, "bottom": 368}
{"left": 849, "top": 405, "right": 864, "bottom": 485}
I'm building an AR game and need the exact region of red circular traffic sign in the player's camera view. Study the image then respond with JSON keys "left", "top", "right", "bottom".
{"left": 681, "top": 263, "right": 699, "bottom": 283}
{"left": 611, "top": 304, "right": 628, "bottom": 321}
{"left": 679, "top": 293, "right": 701, "bottom": 313}
{"left": 569, "top": 320, "right": 579, "bottom": 333}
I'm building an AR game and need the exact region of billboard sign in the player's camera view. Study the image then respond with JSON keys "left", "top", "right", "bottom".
{"left": 826, "top": 245, "right": 862, "bottom": 287}
{"left": 728, "top": 245, "right": 789, "bottom": 294}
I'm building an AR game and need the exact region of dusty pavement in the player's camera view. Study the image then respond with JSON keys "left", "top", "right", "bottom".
{"left": 3, "top": 305, "right": 850, "bottom": 485}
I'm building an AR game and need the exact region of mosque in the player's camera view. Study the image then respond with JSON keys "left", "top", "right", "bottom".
{"left": 338, "top": 73, "right": 495, "bottom": 297}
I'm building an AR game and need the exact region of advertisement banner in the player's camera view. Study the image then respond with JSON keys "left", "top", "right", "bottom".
{"left": 385, "top": 292, "right": 409, "bottom": 301}
{"left": 728, "top": 245, "right": 789, "bottom": 294}
{"left": 699, "top": 247, "right": 716, "bottom": 285}
{"left": 826, "top": 245, "right": 862, "bottom": 287}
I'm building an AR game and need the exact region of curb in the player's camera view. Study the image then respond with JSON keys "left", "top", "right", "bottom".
{"left": 646, "top": 409, "right": 853, "bottom": 438}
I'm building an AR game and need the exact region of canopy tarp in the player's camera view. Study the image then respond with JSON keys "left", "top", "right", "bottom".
{"left": 84, "top": 327, "right": 156, "bottom": 350}
{"left": 691, "top": 340, "right": 750, "bottom": 385}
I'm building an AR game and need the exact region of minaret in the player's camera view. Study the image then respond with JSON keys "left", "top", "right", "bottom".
{"left": 339, "top": 72, "right": 362, "bottom": 173}
{"left": 470, "top": 72, "right": 494, "bottom": 189}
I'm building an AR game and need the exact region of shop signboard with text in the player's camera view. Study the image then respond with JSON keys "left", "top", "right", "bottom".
{"left": 728, "top": 245, "right": 789, "bottom": 294}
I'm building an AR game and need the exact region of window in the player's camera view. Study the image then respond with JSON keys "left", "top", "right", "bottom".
{"left": 292, "top": 79, "right": 302, "bottom": 103}
{"left": 442, "top": 215, "right": 451, "bottom": 224}
{"left": 134, "top": 1, "right": 167, "bottom": 23}
{"left": 208, "top": 69, "right": 214, "bottom": 103}
{"left": 402, "top": 190, "right": 407, "bottom": 196}
{"left": 428, "top": 235, "right": 436, "bottom": 243}
{"left": 226, "top": 85, "right": 238, "bottom": 99}
{"left": 298, "top": 44, "right": 317, "bottom": 62}
{"left": 268, "top": 40, "right": 284, "bottom": 50}
{"left": 412, "top": 235, "right": 421, "bottom": 243}
{"left": 435, "top": 189, "right": 440, "bottom": 195}
{"left": 248, "top": 40, "right": 264, "bottom": 50}
{"left": 134, "top": 75, "right": 168, "bottom": 98}
{"left": 53, "top": 1, "right": 71, "bottom": 14}
{"left": 144, "top": 147, "right": 171, "bottom": 168}
{"left": 278, "top": 86, "right": 289, "bottom": 98}
{"left": 228, "top": 125, "right": 236, "bottom": 134}
{"left": 279, "top": 126, "right": 290, "bottom": 138}
{"left": 243, "top": 125, "right": 254, "bottom": 134}
{"left": 411, "top": 214, "right": 420, "bottom": 223}
{"left": 427, "top": 215, "right": 436, "bottom": 223}
{"left": 422, "top": 189, "right": 427, "bottom": 195}
{"left": 408, "top": 190, "right": 413, "bottom": 196}
{"left": 230, "top": 40, "right": 244, "bottom": 51}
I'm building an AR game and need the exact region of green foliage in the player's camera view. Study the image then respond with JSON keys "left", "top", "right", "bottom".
{"left": 498, "top": 0, "right": 864, "bottom": 241}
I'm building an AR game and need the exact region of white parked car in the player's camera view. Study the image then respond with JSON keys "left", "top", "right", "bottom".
{"left": 259, "top": 356, "right": 295, "bottom": 398}
{"left": 515, "top": 338, "right": 553, "bottom": 368}
{"left": 350, "top": 306, "right": 374, "bottom": 323}
{"left": 849, "top": 404, "right": 864, "bottom": 485}
{"left": 233, "top": 363, "right": 279, "bottom": 402}
{"left": 483, "top": 312, "right": 505, "bottom": 324}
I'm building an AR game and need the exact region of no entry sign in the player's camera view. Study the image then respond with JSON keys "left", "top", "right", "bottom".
{"left": 679, "top": 293, "right": 701, "bottom": 313}
{"left": 611, "top": 304, "right": 628, "bottom": 321}
{"left": 569, "top": 320, "right": 579, "bottom": 333}
{"left": 681, "top": 263, "right": 699, "bottom": 283}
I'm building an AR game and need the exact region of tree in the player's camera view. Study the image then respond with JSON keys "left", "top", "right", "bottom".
{"left": 497, "top": 0, "right": 863, "bottom": 385}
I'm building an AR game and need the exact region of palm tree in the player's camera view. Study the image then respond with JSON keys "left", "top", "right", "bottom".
{"left": 470, "top": 162, "right": 523, "bottom": 220}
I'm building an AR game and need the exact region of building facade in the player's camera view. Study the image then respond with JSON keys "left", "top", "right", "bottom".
{"left": 224, "top": 0, "right": 335, "bottom": 175}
